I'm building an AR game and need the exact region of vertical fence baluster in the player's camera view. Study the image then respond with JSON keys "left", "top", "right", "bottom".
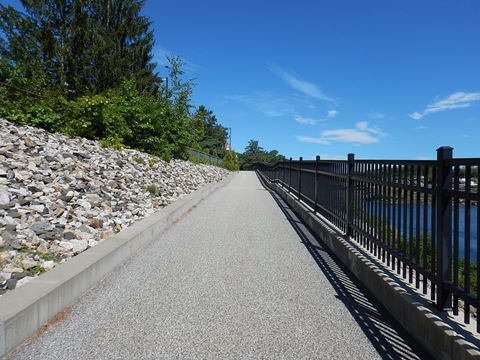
{"left": 422, "top": 165, "right": 429, "bottom": 294}
{"left": 314, "top": 156, "right": 320, "bottom": 213}
{"left": 346, "top": 153, "right": 354, "bottom": 237}
{"left": 436, "top": 146, "right": 453, "bottom": 309}
{"left": 464, "top": 165, "right": 471, "bottom": 323}
{"left": 289, "top": 157, "right": 292, "bottom": 194}
{"left": 453, "top": 165, "right": 460, "bottom": 315}
{"left": 298, "top": 157, "right": 303, "bottom": 201}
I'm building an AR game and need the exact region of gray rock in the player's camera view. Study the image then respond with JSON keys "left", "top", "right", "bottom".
{"left": 2, "top": 230, "right": 16, "bottom": 243}
{"left": 79, "top": 224, "right": 95, "bottom": 234}
{"left": 7, "top": 210, "right": 20, "bottom": 218}
{"left": 0, "top": 272, "right": 11, "bottom": 281}
{"left": 71, "top": 239, "right": 88, "bottom": 253}
{"left": 31, "top": 221, "right": 54, "bottom": 235}
{"left": 6, "top": 278, "right": 17, "bottom": 290}
{"left": 21, "top": 258, "right": 37, "bottom": 270}
{"left": 0, "top": 193, "right": 10, "bottom": 204}
{"left": 63, "top": 231, "right": 76, "bottom": 240}
{"left": 10, "top": 240, "right": 22, "bottom": 250}
{"left": 0, "top": 202, "right": 15, "bottom": 210}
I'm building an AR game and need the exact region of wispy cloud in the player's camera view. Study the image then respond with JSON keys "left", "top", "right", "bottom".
{"left": 327, "top": 110, "right": 338, "bottom": 118}
{"left": 294, "top": 115, "right": 318, "bottom": 125}
{"left": 368, "top": 112, "right": 385, "bottom": 120}
{"left": 153, "top": 46, "right": 203, "bottom": 73}
{"left": 416, "top": 125, "right": 428, "bottom": 130}
{"left": 293, "top": 109, "right": 338, "bottom": 125}
{"left": 356, "top": 121, "right": 385, "bottom": 135}
{"left": 409, "top": 92, "right": 480, "bottom": 120}
{"left": 297, "top": 122, "right": 385, "bottom": 145}
{"left": 268, "top": 63, "right": 335, "bottom": 104}
{"left": 226, "top": 93, "right": 295, "bottom": 117}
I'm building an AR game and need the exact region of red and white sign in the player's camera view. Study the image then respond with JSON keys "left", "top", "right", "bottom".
{"left": 225, "top": 143, "right": 231, "bottom": 150}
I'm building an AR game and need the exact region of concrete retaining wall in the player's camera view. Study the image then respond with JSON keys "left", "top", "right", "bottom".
{"left": 260, "top": 174, "right": 480, "bottom": 360}
{"left": 0, "top": 174, "right": 233, "bottom": 357}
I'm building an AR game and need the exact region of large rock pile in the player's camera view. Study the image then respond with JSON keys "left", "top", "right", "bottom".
{"left": 0, "top": 118, "right": 229, "bottom": 292}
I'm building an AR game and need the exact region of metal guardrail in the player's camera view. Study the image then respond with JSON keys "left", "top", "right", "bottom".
{"left": 187, "top": 147, "right": 223, "bottom": 166}
{"left": 255, "top": 146, "right": 479, "bottom": 332}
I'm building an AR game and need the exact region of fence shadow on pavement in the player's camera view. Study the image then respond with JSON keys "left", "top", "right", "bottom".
{"left": 256, "top": 172, "right": 432, "bottom": 360}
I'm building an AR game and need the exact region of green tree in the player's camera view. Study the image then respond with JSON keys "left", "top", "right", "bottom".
{"left": 238, "top": 140, "right": 286, "bottom": 170}
{"left": 0, "top": 0, "right": 158, "bottom": 97}
{"left": 191, "top": 105, "right": 227, "bottom": 157}
{"left": 223, "top": 150, "right": 239, "bottom": 171}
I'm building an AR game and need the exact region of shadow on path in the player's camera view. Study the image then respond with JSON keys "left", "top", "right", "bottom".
{"left": 257, "top": 173, "right": 432, "bottom": 360}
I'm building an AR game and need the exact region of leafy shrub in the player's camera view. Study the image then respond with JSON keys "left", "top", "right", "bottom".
{"left": 223, "top": 150, "right": 239, "bottom": 171}
{"left": 146, "top": 184, "right": 158, "bottom": 196}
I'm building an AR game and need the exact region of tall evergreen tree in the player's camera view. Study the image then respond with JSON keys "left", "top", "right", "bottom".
{"left": 191, "top": 105, "right": 228, "bottom": 157}
{"left": 0, "top": 0, "right": 158, "bottom": 97}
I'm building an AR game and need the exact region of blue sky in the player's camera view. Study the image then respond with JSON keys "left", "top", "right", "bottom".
{"left": 4, "top": 0, "right": 480, "bottom": 160}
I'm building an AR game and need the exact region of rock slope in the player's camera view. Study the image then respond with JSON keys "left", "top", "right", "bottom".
{"left": 0, "top": 118, "right": 229, "bottom": 292}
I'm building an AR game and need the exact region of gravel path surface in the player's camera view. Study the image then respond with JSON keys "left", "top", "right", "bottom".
{"left": 6, "top": 172, "right": 429, "bottom": 359}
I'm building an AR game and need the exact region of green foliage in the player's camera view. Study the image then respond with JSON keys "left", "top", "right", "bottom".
{"left": 41, "top": 253, "right": 54, "bottom": 261}
{"left": 148, "top": 158, "right": 159, "bottom": 167}
{"left": 133, "top": 156, "right": 146, "bottom": 165}
{"left": 223, "top": 150, "right": 239, "bottom": 171}
{"left": 0, "top": 3, "right": 230, "bottom": 167}
{"left": 191, "top": 105, "right": 228, "bottom": 158}
{"left": 238, "top": 140, "right": 286, "bottom": 170}
{"left": 146, "top": 184, "right": 158, "bottom": 196}
{"left": 0, "top": 0, "right": 158, "bottom": 97}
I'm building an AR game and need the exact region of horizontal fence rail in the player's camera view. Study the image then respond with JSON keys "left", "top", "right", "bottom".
{"left": 255, "top": 146, "right": 479, "bottom": 332}
{"left": 187, "top": 147, "right": 223, "bottom": 166}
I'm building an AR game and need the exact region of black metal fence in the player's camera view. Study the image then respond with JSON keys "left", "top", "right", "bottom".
{"left": 256, "top": 146, "right": 479, "bottom": 332}
{"left": 187, "top": 147, "right": 223, "bottom": 166}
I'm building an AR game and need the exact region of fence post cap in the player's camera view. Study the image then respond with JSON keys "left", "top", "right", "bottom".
{"left": 289, "top": 157, "right": 292, "bottom": 161}
{"left": 299, "top": 157, "right": 303, "bottom": 161}
{"left": 436, "top": 146, "right": 453, "bottom": 152}
{"left": 347, "top": 153, "right": 355, "bottom": 161}
{"left": 436, "top": 146, "right": 453, "bottom": 159}
{"left": 316, "top": 155, "right": 320, "bottom": 161}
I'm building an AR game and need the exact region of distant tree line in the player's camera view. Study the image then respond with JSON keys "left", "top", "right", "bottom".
{"left": 0, "top": 0, "right": 236, "bottom": 168}
{"left": 238, "top": 140, "right": 286, "bottom": 170}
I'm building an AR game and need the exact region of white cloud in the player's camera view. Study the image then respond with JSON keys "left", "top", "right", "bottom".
{"left": 294, "top": 115, "right": 318, "bottom": 125}
{"left": 297, "top": 121, "right": 385, "bottom": 145}
{"left": 327, "top": 110, "right": 338, "bottom": 118}
{"left": 409, "top": 112, "right": 423, "bottom": 120}
{"left": 409, "top": 92, "right": 480, "bottom": 119}
{"left": 416, "top": 125, "right": 428, "bottom": 130}
{"left": 294, "top": 110, "right": 338, "bottom": 125}
{"left": 296, "top": 136, "right": 331, "bottom": 145}
{"left": 268, "top": 63, "right": 335, "bottom": 103}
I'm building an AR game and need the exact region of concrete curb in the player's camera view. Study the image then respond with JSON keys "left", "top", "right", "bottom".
{"left": 0, "top": 173, "right": 235, "bottom": 357}
{"left": 258, "top": 173, "right": 480, "bottom": 360}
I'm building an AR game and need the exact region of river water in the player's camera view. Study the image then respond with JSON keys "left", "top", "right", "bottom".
{"left": 364, "top": 202, "right": 478, "bottom": 261}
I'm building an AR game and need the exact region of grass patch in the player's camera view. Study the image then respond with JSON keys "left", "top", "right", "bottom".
{"left": 133, "top": 156, "right": 146, "bottom": 165}
{"left": 146, "top": 184, "right": 159, "bottom": 196}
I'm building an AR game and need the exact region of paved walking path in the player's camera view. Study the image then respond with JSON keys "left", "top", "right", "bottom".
{"left": 7, "top": 172, "right": 430, "bottom": 359}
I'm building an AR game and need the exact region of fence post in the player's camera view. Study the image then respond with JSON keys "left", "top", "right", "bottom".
{"left": 289, "top": 157, "right": 292, "bottom": 193}
{"left": 314, "top": 155, "right": 320, "bottom": 212}
{"left": 298, "top": 157, "right": 303, "bottom": 201}
{"left": 346, "top": 153, "right": 355, "bottom": 237}
{"left": 436, "top": 146, "right": 453, "bottom": 309}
